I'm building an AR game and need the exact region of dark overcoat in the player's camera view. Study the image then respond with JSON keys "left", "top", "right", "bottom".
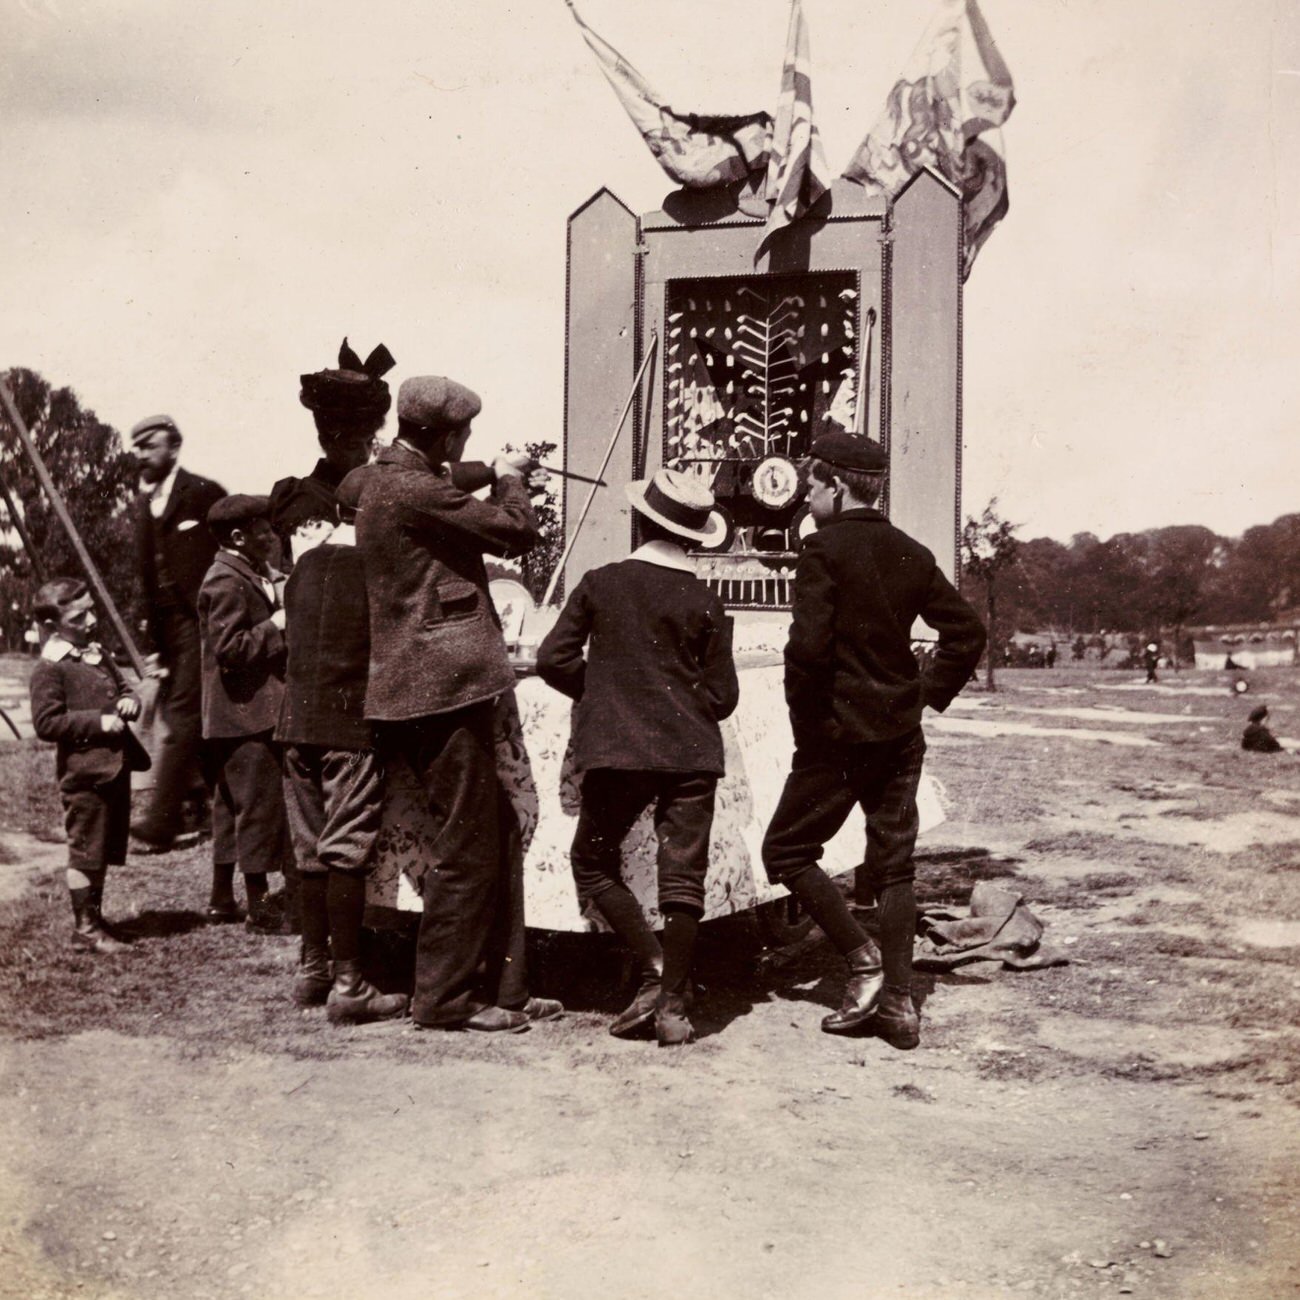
{"left": 275, "top": 540, "right": 371, "bottom": 751}
{"left": 349, "top": 444, "right": 537, "bottom": 722}
{"left": 197, "top": 550, "right": 286, "bottom": 739}
{"left": 135, "top": 466, "right": 227, "bottom": 633}
{"left": 536, "top": 555, "right": 739, "bottom": 775}
{"left": 30, "top": 650, "right": 151, "bottom": 792}
{"left": 785, "top": 507, "right": 986, "bottom": 748}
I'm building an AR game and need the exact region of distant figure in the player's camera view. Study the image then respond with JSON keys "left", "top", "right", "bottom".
{"left": 1045, "top": 643, "right": 1057, "bottom": 669}
{"left": 1071, "top": 635, "right": 1086, "bottom": 662}
{"left": 1242, "top": 705, "right": 1283, "bottom": 754}
{"left": 1144, "top": 642, "right": 1159, "bottom": 683}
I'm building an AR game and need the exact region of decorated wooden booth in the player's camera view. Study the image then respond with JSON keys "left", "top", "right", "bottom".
{"left": 367, "top": 171, "right": 964, "bottom": 935}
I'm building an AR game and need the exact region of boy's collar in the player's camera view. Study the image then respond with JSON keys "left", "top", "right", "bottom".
{"left": 41, "top": 634, "right": 102, "bottom": 664}
{"left": 628, "top": 539, "right": 695, "bottom": 573}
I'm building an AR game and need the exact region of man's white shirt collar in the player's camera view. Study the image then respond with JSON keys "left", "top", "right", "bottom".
{"left": 628, "top": 540, "right": 695, "bottom": 573}
{"left": 146, "top": 463, "right": 180, "bottom": 518}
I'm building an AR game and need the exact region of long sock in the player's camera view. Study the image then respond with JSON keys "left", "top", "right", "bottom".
{"left": 326, "top": 872, "right": 367, "bottom": 963}
{"left": 210, "top": 862, "right": 236, "bottom": 908}
{"left": 591, "top": 885, "right": 663, "bottom": 975}
{"left": 84, "top": 868, "right": 106, "bottom": 908}
{"left": 784, "top": 865, "right": 871, "bottom": 956}
{"left": 300, "top": 874, "right": 329, "bottom": 952}
{"left": 245, "top": 872, "right": 269, "bottom": 906}
{"left": 660, "top": 905, "right": 700, "bottom": 997}
{"left": 69, "top": 885, "right": 92, "bottom": 924}
{"left": 877, "top": 880, "right": 917, "bottom": 989}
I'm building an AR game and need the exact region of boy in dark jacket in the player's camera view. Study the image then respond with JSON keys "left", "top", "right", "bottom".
{"left": 273, "top": 489, "right": 406, "bottom": 1024}
{"left": 29, "top": 579, "right": 151, "bottom": 953}
{"left": 761, "top": 433, "right": 986, "bottom": 1049}
{"left": 537, "top": 468, "right": 739, "bottom": 1045}
{"left": 198, "top": 494, "right": 295, "bottom": 931}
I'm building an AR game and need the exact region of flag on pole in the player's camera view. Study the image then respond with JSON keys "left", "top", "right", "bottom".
{"left": 565, "top": 0, "right": 769, "bottom": 189}
{"left": 760, "top": 0, "right": 833, "bottom": 251}
{"left": 842, "top": 0, "right": 1015, "bottom": 278}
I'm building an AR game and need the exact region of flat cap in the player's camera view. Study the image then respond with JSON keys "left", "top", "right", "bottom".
{"left": 810, "top": 431, "right": 887, "bottom": 474}
{"left": 207, "top": 494, "right": 271, "bottom": 532}
{"left": 398, "top": 375, "right": 481, "bottom": 430}
{"left": 1249, "top": 705, "right": 1269, "bottom": 723}
{"left": 130, "top": 414, "right": 180, "bottom": 446}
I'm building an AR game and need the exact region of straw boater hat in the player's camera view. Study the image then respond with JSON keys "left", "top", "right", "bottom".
{"left": 625, "top": 468, "right": 727, "bottom": 547}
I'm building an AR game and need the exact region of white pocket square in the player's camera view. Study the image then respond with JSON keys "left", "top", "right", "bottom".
{"left": 177, "top": 519, "right": 199, "bottom": 532}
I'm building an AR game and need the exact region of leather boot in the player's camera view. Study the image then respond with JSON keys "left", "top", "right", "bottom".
{"left": 292, "top": 943, "right": 332, "bottom": 1007}
{"left": 326, "top": 959, "right": 408, "bottom": 1024}
{"left": 872, "top": 985, "right": 920, "bottom": 1051}
{"left": 655, "top": 990, "right": 694, "bottom": 1047}
{"left": 821, "top": 940, "right": 884, "bottom": 1035}
{"left": 71, "top": 905, "right": 129, "bottom": 955}
{"left": 609, "top": 959, "right": 663, "bottom": 1038}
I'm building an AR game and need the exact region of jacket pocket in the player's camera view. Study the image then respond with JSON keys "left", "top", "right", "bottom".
{"left": 424, "top": 580, "right": 479, "bottom": 628}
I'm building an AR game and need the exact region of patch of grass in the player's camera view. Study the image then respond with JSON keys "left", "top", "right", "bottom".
{"left": 0, "top": 738, "right": 63, "bottom": 841}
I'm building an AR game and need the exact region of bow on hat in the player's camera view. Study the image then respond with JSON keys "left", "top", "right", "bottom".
{"left": 300, "top": 337, "right": 397, "bottom": 416}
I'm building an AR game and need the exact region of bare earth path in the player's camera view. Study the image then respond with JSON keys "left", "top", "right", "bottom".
{"left": 2, "top": 666, "right": 1297, "bottom": 1298}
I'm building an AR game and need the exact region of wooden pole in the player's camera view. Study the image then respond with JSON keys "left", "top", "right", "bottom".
{"left": 0, "top": 460, "right": 47, "bottom": 582}
{"left": 0, "top": 377, "right": 146, "bottom": 677}
{"left": 541, "top": 331, "right": 658, "bottom": 608}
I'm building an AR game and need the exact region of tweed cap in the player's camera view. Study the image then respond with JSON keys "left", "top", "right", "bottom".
{"left": 810, "top": 431, "right": 887, "bottom": 474}
{"left": 130, "top": 414, "right": 180, "bottom": 446}
{"left": 300, "top": 338, "right": 395, "bottom": 417}
{"left": 207, "top": 494, "right": 271, "bottom": 533}
{"left": 398, "top": 375, "right": 481, "bottom": 430}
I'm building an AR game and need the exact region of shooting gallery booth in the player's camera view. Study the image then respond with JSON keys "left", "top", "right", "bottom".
{"left": 560, "top": 168, "right": 964, "bottom": 611}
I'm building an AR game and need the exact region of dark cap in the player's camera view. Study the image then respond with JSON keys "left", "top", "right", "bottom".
{"left": 810, "top": 431, "right": 887, "bottom": 474}
{"left": 207, "top": 494, "right": 271, "bottom": 533}
{"left": 1249, "top": 705, "right": 1269, "bottom": 723}
{"left": 397, "top": 375, "right": 481, "bottom": 430}
{"left": 299, "top": 338, "right": 395, "bottom": 418}
{"left": 130, "top": 414, "right": 180, "bottom": 446}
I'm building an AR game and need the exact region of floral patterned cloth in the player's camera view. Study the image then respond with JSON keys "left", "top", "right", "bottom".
{"left": 367, "top": 665, "right": 945, "bottom": 931}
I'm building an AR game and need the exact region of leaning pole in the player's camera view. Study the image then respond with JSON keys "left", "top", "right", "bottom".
{"left": 0, "top": 377, "right": 147, "bottom": 677}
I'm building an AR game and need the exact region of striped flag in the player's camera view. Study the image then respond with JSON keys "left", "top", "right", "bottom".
{"left": 760, "top": 0, "right": 833, "bottom": 251}
{"left": 842, "top": 0, "right": 1015, "bottom": 278}
{"left": 565, "top": 0, "right": 769, "bottom": 190}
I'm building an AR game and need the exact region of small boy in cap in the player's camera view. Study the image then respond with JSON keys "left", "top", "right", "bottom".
{"left": 29, "top": 579, "right": 151, "bottom": 953}
{"left": 1242, "top": 704, "right": 1283, "bottom": 753}
{"left": 272, "top": 481, "right": 407, "bottom": 1024}
{"left": 761, "top": 432, "right": 985, "bottom": 1049}
{"left": 198, "top": 494, "right": 296, "bottom": 930}
{"left": 537, "top": 468, "right": 739, "bottom": 1045}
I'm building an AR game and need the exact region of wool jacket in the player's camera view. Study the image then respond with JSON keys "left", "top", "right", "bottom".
{"left": 275, "top": 537, "right": 371, "bottom": 751}
{"left": 536, "top": 547, "right": 739, "bottom": 775}
{"left": 135, "top": 466, "right": 227, "bottom": 634}
{"left": 785, "top": 507, "right": 986, "bottom": 748}
{"left": 197, "top": 549, "right": 286, "bottom": 739}
{"left": 30, "top": 641, "right": 150, "bottom": 793}
{"left": 350, "top": 444, "right": 537, "bottom": 722}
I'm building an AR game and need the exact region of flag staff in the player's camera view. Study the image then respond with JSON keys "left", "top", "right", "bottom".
{"left": 541, "top": 331, "right": 659, "bottom": 608}
{"left": 0, "top": 377, "right": 147, "bottom": 677}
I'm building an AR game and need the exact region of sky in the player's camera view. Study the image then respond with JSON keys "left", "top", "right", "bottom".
{"left": 1, "top": 0, "right": 1297, "bottom": 544}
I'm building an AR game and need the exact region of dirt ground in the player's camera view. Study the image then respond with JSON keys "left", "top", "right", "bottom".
{"left": 1, "top": 664, "right": 1298, "bottom": 1299}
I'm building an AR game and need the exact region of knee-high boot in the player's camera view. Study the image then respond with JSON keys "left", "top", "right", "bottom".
{"left": 592, "top": 886, "right": 664, "bottom": 1038}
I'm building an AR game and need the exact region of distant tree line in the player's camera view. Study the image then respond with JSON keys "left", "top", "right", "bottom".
{"left": 961, "top": 510, "right": 1300, "bottom": 657}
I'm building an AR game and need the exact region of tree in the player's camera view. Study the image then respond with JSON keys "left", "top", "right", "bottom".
{"left": 1144, "top": 525, "right": 1219, "bottom": 665}
{"left": 0, "top": 368, "right": 138, "bottom": 652}
{"left": 961, "top": 499, "right": 1020, "bottom": 691}
{"left": 503, "top": 439, "right": 563, "bottom": 603}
